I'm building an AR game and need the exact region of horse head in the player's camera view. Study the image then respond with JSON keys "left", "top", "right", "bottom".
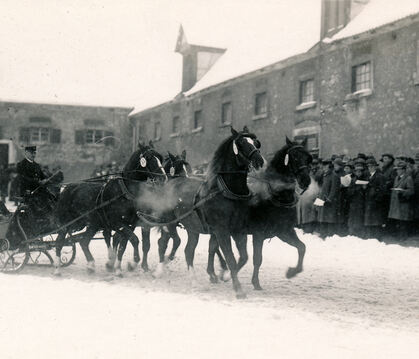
{"left": 231, "top": 127, "right": 264, "bottom": 171}
{"left": 165, "top": 151, "right": 191, "bottom": 178}
{"left": 270, "top": 137, "right": 312, "bottom": 191}
{"left": 124, "top": 143, "right": 167, "bottom": 183}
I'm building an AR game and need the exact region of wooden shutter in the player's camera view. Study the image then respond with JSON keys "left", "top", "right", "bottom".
{"left": 50, "top": 129, "right": 61, "bottom": 143}
{"left": 75, "top": 130, "right": 85, "bottom": 144}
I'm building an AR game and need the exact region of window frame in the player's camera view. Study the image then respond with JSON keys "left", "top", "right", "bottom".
{"left": 221, "top": 101, "right": 232, "bottom": 125}
{"left": 299, "top": 78, "right": 315, "bottom": 104}
{"left": 172, "top": 116, "right": 180, "bottom": 135}
{"left": 193, "top": 110, "right": 203, "bottom": 130}
{"left": 154, "top": 121, "right": 162, "bottom": 141}
{"left": 351, "top": 61, "right": 372, "bottom": 93}
{"left": 254, "top": 92, "right": 268, "bottom": 117}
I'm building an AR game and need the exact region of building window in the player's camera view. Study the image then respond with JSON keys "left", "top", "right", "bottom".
{"left": 352, "top": 62, "right": 371, "bottom": 92}
{"left": 221, "top": 102, "right": 232, "bottom": 125}
{"left": 0, "top": 126, "right": 3, "bottom": 139}
{"left": 254, "top": 92, "right": 267, "bottom": 116}
{"left": 74, "top": 129, "right": 114, "bottom": 146}
{"left": 154, "top": 121, "right": 161, "bottom": 140}
{"left": 19, "top": 127, "right": 61, "bottom": 144}
{"left": 193, "top": 110, "right": 203, "bottom": 129}
{"left": 294, "top": 134, "right": 319, "bottom": 155}
{"left": 172, "top": 116, "right": 180, "bottom": 134}
{"left": 299, "top": 79, "right": 315, "bottom": 104}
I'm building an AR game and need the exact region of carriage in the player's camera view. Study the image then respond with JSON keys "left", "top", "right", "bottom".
{"left": 0, "top": 199, "right": 77, "bottom": 273}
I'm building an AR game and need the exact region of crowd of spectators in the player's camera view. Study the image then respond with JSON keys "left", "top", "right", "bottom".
{"left": 297, "top": 153, "right": 419, "bottom": 241}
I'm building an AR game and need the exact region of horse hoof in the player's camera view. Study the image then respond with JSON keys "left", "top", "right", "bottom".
{"left": 236, "top": 292, "right": 247, "bottom": 299}
{"left": 127, "top": 262, "right": 137, "bottom": 272}
{"left": 209, "top": 274, "right": 219, "bottom": 284}
{"left": 87, "top": 268, "right": 95, "bottom": 275}
{"left": 219, "top": 269, "right": 231, "bottom": 282}
{"left": 168, "top": 255, "right": 175, "bottom": 261}
{"left": 105, "top": 262, "right": 115, "bottom": 272}
{"left": 141, "top": 264, "right": 149, "bottom": 272}
{"left": 286, "top": 267, "right": 301, "bottom": 279}
{"left": 115, "top": 270, "right": 123, "bottom": 278}
{"left": 253, "top": 283, "right": 263, "bottom": 291}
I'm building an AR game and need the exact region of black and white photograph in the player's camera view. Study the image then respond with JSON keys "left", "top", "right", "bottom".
{"left": 0, "top": 0, "right": 418, "bottom": 358}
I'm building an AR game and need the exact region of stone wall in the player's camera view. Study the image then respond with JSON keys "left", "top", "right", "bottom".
{"left": 0, "top": 102, "right": 132, "bottom": 181}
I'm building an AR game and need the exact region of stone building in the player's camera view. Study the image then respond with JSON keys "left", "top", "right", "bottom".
{"left": 0, "top": 101, "right": 132, "bottom": 181}
{"left": 130, "top": 0, "right": 419, "bottom": 167}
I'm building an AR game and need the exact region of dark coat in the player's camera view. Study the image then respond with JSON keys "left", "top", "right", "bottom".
{"left": 388, "top": 174, "right": 414, "bottom": 221}
{"left": 413, "top": 170, "right": 419, "bottom": 220}
{"left": 16, "top": 158, "right": 46, "bottom": 196}
{"left": 347, "top": 175, "right": 366, "bottom": 235}
{"left": 318, "top": 169, "right": 343, "bottom": 224}
{"left": 364, "top": 171, "right": 386, "bottom": 226}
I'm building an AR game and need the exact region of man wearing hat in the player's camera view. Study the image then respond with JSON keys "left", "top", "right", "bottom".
{"left": 388, "top": 161, "right": 414, "bottom": 241}
{"left": 364, "top": 157, "right": 386, "bottom": 239}
{"left": 347, "top": 163, "right": 367, "bottom": 237}
{"left": 380, "top": 153, "right": 397, "bottom": 233}
{"left": 17, "top": 146, "right": 47, "bottom": 197}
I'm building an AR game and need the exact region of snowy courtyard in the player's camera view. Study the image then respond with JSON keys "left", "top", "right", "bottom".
{"left": 1, "top": 226, "right": 418, "bottom": 359}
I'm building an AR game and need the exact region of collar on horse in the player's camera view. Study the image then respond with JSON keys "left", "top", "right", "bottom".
{"left": 267, "top": 181, "right": 299, "bottom": 208}
{"left": 118, "top": 178, "right": 137, "bottom": 201}
{"left": 216, "top": 175, "right": 251, "bottom": 201}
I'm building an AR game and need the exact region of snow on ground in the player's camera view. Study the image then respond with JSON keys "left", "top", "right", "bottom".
{"left": 0, "top": 218, "right": 418, "bottom": 359}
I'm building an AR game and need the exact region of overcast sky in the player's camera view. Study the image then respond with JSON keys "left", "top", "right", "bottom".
{"left": 0, "top": 0, "right": 320, "bottom": 109}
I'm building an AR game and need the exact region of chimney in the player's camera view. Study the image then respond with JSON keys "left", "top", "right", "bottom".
{"left": 321, "top": 0, "right": 370, "bottom": 40}
{"left": 175, "top": 25, "right": 226, "bottom": 92}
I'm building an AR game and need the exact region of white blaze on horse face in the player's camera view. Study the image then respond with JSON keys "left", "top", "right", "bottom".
{"left": 183, "top": 164, "right": 189, "bottom": 177}
{"left": 155, "top": 156, "right": 168, "bottom": 181}
{"left": 245, "top": 137, "right": 255, "bottom": 146}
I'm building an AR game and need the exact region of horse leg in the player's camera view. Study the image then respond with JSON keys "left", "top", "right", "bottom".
{"left": 251, "top": 235, "right": 264, "bottom": 290}
{"left": 216, "top": 233, "right": 245, "bottom": 299}
{"left": 207, "top": 235, "right": 219, "bottom": 283}
{"left": 114, "top": 231, "right": 128, "bottom": 277}
{"left": 281, "top": 229, "right": 306, "bottom": 279}
{"left": 215, "top": 247, "right": 229, "bottom": 281}
{"left": 53, "top": 230, "right": 67, "bottom": 276}
{"left": 141, "top": 227, "right": 151, "bottom": 272}
{"left": 104, "top": 229, "right": 116, "bottom": 272}
{"left": 184, "top": 230, "right": 199, "bottom": 276}
{"left": 168, "top": 225, "right": 181, "bottom": 261}
{"left": 126, "top": 227, "right": 140, "bottom": 272}
{"left": 78, "top": 227, "right": 98, "bottom": 274}
{"left": 235, "top": 233, "right": 248, "bottom": 272}
{"left": 155, "top": 229, "right": 169, "bottom": 278}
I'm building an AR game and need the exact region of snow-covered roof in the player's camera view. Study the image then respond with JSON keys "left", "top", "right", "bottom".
{"left": 131, "top": 0, "right": 322, "bottom": 114}
{"left": 330, "top": 0, "right": 419, "bottom": 42}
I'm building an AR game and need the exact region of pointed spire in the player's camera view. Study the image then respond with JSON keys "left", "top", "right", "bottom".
{"left": 175, "top": 24, "right": 190, "bottom": 53}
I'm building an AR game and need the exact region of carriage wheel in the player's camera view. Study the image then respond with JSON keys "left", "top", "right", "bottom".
{"left": 0, "top": 239, "right": 30, "bottom": 273}
{"left": 60, "top": 243, "right": 76, "bottom": 267}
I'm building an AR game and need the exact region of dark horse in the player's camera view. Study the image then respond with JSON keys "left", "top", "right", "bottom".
{"left": 247, "top": 137, "right": 312, "bottom": 290}
{"left": 192, "top": 127, "right": 264, "bottom": 298}
{"left": 53, "top": 142, "right": 167, "bottom": 275}
{"left": 206, "top": 137, "right": 312, "bottom": 290}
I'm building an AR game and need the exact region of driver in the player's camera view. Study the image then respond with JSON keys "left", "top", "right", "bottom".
{"left": 17, "top": 146, "right": 55, "bottom": 215}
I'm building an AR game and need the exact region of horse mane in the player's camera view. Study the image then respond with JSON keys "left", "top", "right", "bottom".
{"left": 206, "top": 135, "right": 235, "bottom": 182}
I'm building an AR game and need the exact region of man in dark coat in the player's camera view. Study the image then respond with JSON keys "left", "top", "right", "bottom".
{"left": 347, "top": 163, "right": 366, "bottom": 238}
{"left": 318, "top": 158, "right": 343, "bottom": 237}
{"left": 412, "top": 153, "right": 419, "bottom": 237}
{"left": 388, "top": 161, "right": 414, "bottom": 240}
{"left": 17, "top": 146, "right": 47, "bottom": 196}
{"left": 364, "top": 158, "right": 386, "bottom": 239}
{"left": 17, "top": 146, "right": 55, "bottom": 216}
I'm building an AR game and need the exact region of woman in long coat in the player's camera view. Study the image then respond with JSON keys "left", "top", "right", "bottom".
{"left": 388, "top": 161, "right": 414, "bottom": 240}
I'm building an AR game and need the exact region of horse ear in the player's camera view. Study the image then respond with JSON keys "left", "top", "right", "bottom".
{"left": 285, "top": 136, "right": 293, "bottom": 147}
{"left": 242, "top": 125, "right": 249, "bottom": 133}
{"left": 231, "top": 127, "right": 238, "bottom": 136}
{"left": 181, "top": 150, "right": 187, "bottom": 160}
{"left": 148, "top": 140, "right": 154, "bottom": 149}
{"left": 300, "top": 137, "right": 308, "bottom": 147}
{"left": 168, "top": 152, "right": 175, "bottom": 161}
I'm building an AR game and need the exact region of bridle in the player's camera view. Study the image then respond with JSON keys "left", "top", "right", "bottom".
{"left": 138, "top": 148, "right": 166, "bottom": 182}
{"left": 233, "top": 135, "right": 261, "bottom": 168}
{"left": 166, "top": 157, "right": 189, "bottom": 178}
{"left": 285, "top": 145, "right": 309, "bottom": 177}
